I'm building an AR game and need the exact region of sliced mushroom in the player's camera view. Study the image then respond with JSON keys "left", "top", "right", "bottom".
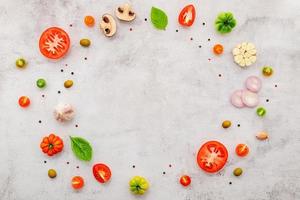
{"left": 100, "top": 14, "right": 117, "bottom": 37}
{"left": 115, "top": 3, "right": 136, "bottom": 21}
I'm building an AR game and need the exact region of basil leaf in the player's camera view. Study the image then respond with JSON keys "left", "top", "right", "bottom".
{"left": 151, "top": 7, "right": 168, "bottom": 30}
{"left": 70, "top": 136, "right": 93, "bottom": 161}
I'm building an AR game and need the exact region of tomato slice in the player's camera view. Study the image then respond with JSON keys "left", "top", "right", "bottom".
{"left": 180, "top": 175, "right": 191, "bottom": 187}
{"left": 197, "top": 141, "right": 228, "bottom": 173}
{"left": 71, "top": 176, "right": 84, "bottom": 189}
{"left": 235, "top": 144, "right": 249, "bottom": 157}
{"left": 39, "top": 27, "right": 70, "bottom": 59}
{"left": 178, "top": 4, "right": 196, "bottom": 27}
{"left": 93, "top": 163, "right": 111, "bottom": 183}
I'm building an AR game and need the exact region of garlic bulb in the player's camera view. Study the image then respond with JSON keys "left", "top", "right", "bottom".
{"left": 54, "top": 103, "right": 75, "bottom": 122}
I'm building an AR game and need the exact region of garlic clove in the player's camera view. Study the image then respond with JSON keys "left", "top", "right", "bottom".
{"left": 256, "top": 131, "right": 269, "bottom": 140}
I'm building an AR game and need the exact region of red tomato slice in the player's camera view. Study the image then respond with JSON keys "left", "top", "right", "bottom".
{"left": 93, "top": 163, "right": 111, "bottom": 183}
{"left": 235, "top": 144, "right": 249, "bottom": 157}
{"left": 197, "top": 141, "right": 228, "bottom": 173}
{"left": 180, "top": 175, "right": 191, "bottom": 187}
{"left": 71, "top": 176, "right": 84, "bottom": 190}
{"left": 39, "top": 27, "right": 70, "bottom": 59}
{"left": 178, "top": 4, "right": 196, "bottom": 27}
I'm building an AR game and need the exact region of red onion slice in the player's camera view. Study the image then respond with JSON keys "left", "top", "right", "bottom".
{"left": 245, "top": 76, "right": 262, "bottom": 93}
{"left": 230, "top": 90, "right": 245, "bottom": 108}
{"left": 241, "top": 90, "right": 259, "bottom": 107}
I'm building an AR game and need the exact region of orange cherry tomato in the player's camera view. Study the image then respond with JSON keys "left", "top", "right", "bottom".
{"left": 93, "top": 163, "right": 112, "bottom": 183}
{"left": 40, "top": 134, "right": 64, "bottom": 156}
{"left": 18, "top": 96, "right": 30, "bottom": 107}
{"left": 72, "top": 176, "right": 84, "bottom": 190}
{"left": 180, "top": 175, "right": 191, "bottom": 187}
{"left": 39, "top": 27, "right": 70, "bottom": 59}
{"left": 84, "top": 15, "right": 95, "bottom": 27}
{"left": 178, "top": 4, "right": 196, "bottom": 27}
{"left": 213, "top": 44, "right": 224, "bottom": 55}
{"left": 235, "top": 144, "right": 249, "bottom": 157}
{"left": 197, "top": 141, "right": 228, "bottom": 173}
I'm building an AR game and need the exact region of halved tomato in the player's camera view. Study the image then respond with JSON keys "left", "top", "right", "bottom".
{"left": 39, "top": 27, "right": 70, "bottom": 59}
{"left": 197, "top": 141, "right": 228, "bottom": 173}
{"left": 92, "top": 163, "right": 111, "bottom": 183}
{"left": 178, "top": 4, "right": 196, "bottom": 27}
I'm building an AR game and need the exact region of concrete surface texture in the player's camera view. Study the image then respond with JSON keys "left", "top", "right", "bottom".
{"left": 0, "top": 0, "right": 300, "bottom": 199}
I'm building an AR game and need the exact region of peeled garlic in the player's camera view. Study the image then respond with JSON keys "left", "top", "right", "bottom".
{"left": 256, "top": 131, "right": 268, "bottom": 140}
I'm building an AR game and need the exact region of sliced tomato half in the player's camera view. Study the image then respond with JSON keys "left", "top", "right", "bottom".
{"left": 197, "top": 141, "right": 228, "bottom": 173}
{"left": 39, "top": 27, "right": 70, "bottom": 59}
{"left": 92, "top": 163, "right": 112, "bottom": 183}
{"left": 178, "top": 4, "right": 196, "bottom": 27}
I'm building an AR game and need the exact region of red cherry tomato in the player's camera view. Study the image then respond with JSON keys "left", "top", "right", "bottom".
{"left": 71, "top": 176, "right": 84, "bottom": 189}
{"left": 93, "top": 163, "right": 111, "bottom": 183}
{"left": 18, "top": 96, "right": 30, "bottom": 107}
{"left": 213, "top": 44, "right": 224, "bottom": 55}
{"left": 39, "top": 27, "right": 70, "bottom": 59}
{"left": 178, "top": 4, "right": 196, "bottom": 27}
{"left": 180, "top": 175, "right": 191, "bottom": 187}
{"left": 197, "top": 141, "right": 228, "bottom": 173}
{"left": 235, "top": 144, "right": 249, "bottom": 157}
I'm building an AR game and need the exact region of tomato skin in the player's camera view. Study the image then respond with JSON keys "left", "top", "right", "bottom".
{"left": 197, "top": 141, "right": 228, "bottom": 173}
{"left": 180, "top": 175, "right": 191, "bottom": 187}
{"left": 178, "top": 4, "right": 196, "bottom": 27}
{"left": 72, "top": 176, "right": 84, "bottom": 189}
{"left": 39, "top": 27, "right": 70, "bottom": 59}
{"left": 235, "top": 144, "right": 249, "bottom": 157}
{"left": 93, "top": 163, "right": 112, "bottom": 183}
{"left": 18, "top": 96, "right": 30, "bottom": 107}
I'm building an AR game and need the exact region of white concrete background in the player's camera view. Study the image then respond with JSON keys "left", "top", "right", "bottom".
{"left": 0, "top": 0, "right": 300, "bottom": 199}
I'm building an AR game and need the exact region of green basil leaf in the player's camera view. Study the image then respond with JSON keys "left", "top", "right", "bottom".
{"left": 70, "top": 136, "right": 93, "bottom": 161}
{"left": 151, "top": 7, "right": 168, "bottom": 30}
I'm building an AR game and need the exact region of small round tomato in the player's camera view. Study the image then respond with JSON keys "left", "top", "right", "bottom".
{"left": 235, "top": 144, "right": 249, "bottom": 157}
{"left": 197, "top": 141, "right": 228, "bottom": 173}
{"left": 93, "top": 163, "right": 111, "bottom": 183}
{"left": 84, "top": 16, "right": 95, "bottom": 27}
{"left": 213, "top": 44, "right": 224, "bottom": 55}
{"left": 72, "top": 176, "right": 84, "bottom": 189}
{"left": 39, "top": 27, "right": 70, "bottom": 59}
{"left": 178, "top": 4, "right": 196, "bottom": 27}
{"left": 179, "top": 175, "right": 191, "bottom": 187}
{"left": 18, "top": 96, "right": 30, "bottom": 107}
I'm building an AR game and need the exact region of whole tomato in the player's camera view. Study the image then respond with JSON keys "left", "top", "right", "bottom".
{"left": 40, "top": 134, "right": 64, "bottom": 156}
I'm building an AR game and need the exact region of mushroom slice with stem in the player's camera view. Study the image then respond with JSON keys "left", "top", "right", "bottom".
{"left": 115, "top": 3, "right": 136, "bottom": 21}
{"left": 100, "top": 14, "right": 117, "bottom": 37}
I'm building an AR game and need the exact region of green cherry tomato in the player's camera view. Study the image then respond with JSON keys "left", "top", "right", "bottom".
{"left": 16, "top": 58, "right": 27, "bottom": 68}
{"left": 233, "top": 168, "right": 243, "bottom": 176}
{"left": 36, "top": 78, "right": 46, "bottom": 88}
{"left": 262, "top": 66, "right": 273, "bottom": 77}
{"left": 256, "top": 107, "right": 266, "bottom": 117}
{"left": 48, "top": 169, "right": 57, "bottom": 178}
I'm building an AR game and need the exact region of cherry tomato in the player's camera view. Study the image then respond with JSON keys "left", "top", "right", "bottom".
{"left": 179, "top": 175, "right": 191, "bottom": 187}
{"left": 93, "top": 163, "right": 111, "bottom": 183}
{"left": 197, "top": 141, "right": 228, "bottom": 173}
{"left": 235, "top": 144, "right": 249, "bottom": 157}
{"left": 213, "top": 44, "right": 224, "bottom": 55}
{"left": 84, "top": 16, "right": 95, "bottom": 27}
{"left": 71, "top": 176, "right": 84, "bottom": 189}
{"left": 39, "top": 27, "right": 70, "bottom": 59}
{"left": 18, "top": 96, "right": 30, "bottom": 107}
{"left": 178, "top": 5, "right": 196, "bottom": 27}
